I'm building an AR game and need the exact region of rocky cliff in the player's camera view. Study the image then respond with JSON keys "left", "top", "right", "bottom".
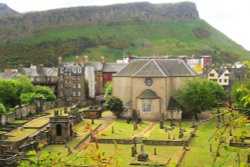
{"left": 0, "top": 2, "right": 199, "bottom": 42}
{"left": 0, "top": 3, "right": 19, "bottom": 17}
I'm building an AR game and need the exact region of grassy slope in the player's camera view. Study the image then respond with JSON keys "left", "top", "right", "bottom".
{"left": 31, "top": 20, "right": 249, "bottom": 58}
{"left": 1, "top": 19, "right": 249, "bottom": 70}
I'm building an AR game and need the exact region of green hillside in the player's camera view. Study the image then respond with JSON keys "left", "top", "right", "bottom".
{"left": 0, "top": 19, "right": 249, "bottom": 70}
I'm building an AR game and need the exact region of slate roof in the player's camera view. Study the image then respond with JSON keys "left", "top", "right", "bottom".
{"left": 137, "top": 89, "right": 160, "bottom": 99}
{"left": 114, "top": 59, "right": 196, "bottom": 77}
{"left": 22, "top": 67, "right": 58, "bottom": 77}
{"left": 102, "top": 63, "right": 127, "bottom": 73}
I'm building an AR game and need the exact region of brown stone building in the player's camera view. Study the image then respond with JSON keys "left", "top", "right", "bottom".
{"left": 58, "top": 58, "right": 86, "bottom": 106}
{"left": 113, "top": 59, "right": 196, "bottom": 121}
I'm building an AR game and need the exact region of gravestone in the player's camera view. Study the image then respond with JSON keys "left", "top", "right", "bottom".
{"left": 210, "top": 144, "right": 212, "bottom": 152}
{"left": 91, "top": 118, "right": 94, "bottom": 124}
{"left": 112, "top": 126, "right": 114, "bottom": 133}
{"left": 137, "top": 143, "right": 149, "bottom": 162}
{"left": 154, "top": 148, "right": 157, "bottom": 155}
{"left": 160, "top": 120, "right": 164, "bottom": 129}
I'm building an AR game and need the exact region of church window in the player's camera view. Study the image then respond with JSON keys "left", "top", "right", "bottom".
{"left": 142, "top": 100, "right": 151, "bottom": 112}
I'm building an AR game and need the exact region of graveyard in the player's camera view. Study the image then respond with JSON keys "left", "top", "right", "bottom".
{"left": 0, "top": 104, "right": 249, "bottom": 166}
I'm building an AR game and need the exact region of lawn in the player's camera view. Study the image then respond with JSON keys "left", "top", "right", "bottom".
{"left": 181, "top": 114, "right": 250, "bottom": 166}
{"left": 97, "top": 144, "right": 183, "bottom": 167}
{"left": 148, "top": 121, "right": 194, "bottom": 141}
{"left": 23, "top": 116, "right": 50, "bottom": 128}
{"left": 11, "top": 119, "right": 28, "bottom": 124}
{"left": 6, "top": 128, "right": 37, "bottom": 142}
{"left": 41, "top": 119, "right": 103, "bottom": 156}
{"left": 98, "top": 120, "right": 150, "bottom": 139}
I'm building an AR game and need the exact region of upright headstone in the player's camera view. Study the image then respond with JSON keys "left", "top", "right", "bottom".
{"left": 112, "top": 126, "right": 114, "bottom": 133}
{"left": 154, "top": 148, "right": 157, "bottom": 155}
{"left": 160, "top": 120, "right": 164, "bottom": 129}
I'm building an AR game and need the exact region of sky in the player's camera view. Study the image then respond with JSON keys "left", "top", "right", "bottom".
{"left": 1, "top": 0, "right": 250, "bottom": 51}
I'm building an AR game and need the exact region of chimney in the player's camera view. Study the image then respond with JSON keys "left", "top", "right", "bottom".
{"left": 75, "top": 56, "right": 80, "bottom": 65}
{"left": 58, "top": 57, "right": 62, "bottom": 66}
{"left": 83, "top": 55, "right": 88, "bottom": 65}
{"left": 17, "top": 64, "right": 24, "bottom": 74}
{"left": 37, "top": 64, "right": 44, "bottom": 73}
{"left": 100, "top": 56, "right": 105, "bottom": 64}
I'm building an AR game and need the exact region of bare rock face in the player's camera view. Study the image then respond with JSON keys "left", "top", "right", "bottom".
{"left": 0, "top": 2, "right": 199, "bottom": 41}
{"left": 0, "top": 3, "right": 19, "bottom": 17}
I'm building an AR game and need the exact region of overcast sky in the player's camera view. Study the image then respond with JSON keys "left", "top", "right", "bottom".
{"left": 1, "top": 0, "right": 250, "bottom": 51}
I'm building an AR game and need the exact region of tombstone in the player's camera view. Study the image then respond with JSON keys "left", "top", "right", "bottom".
{"left": 173, "top": 135, "right": 175, "bottom": 140}
{"left": 179, "top": 131, "right": 183, "bottom": 138}
{"left": 131, "top": 146, "right": 135, "bottom": 157}
{"left": 160, "top": 120, "right": 164, "bottom": 129}
{"left": 134, "top": 142, "right": 137, "bottom": 154}
{"left": 134, "top": 122, "right": 138, "bottom": 130}
{"left": 165, "top": 127, "right": 168, "bottom": 132}
{"left": 154, "top": 148, "right": 157, "bottom": 155}
{"left": 210, "top": 144, "right": 212, "bottom": 152}
{"left": 91, "top": 118, "right": 94, "bottom": 124}
{"left": 59, "top": 109, "right": 63, "bottom": 115}
{"left": 168, "top": 133, "right": 171, "bottom": 139}
{"left": 112, "top": 126, "right": 114, "bottom": 133}
{"left": 137, "top": 143, "right": 149, "bottom": 162}
{"left": 34, "top": 97, "right": 43, "bottom": 113}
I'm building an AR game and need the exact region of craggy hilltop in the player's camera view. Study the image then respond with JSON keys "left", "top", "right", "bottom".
{"left": 0, "top": 2, "right": 249, "bottom": 69}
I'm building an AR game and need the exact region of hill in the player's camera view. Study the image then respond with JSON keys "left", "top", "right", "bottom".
{"left": 0, "top": 3, "right": 19, "bottom": 17}
{"left": 0, "top": 2, "right": 249, "bottom": 70}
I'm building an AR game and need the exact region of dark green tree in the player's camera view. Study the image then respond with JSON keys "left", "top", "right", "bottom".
{"left": 175, "top": 79, "right": 225, "bottom": 119}
{"left": 0, "top": 78, "right": 19, "bottom": 107}
{"left": 34, "top": 86, "right": 56, "bottom": 102}
{"left": 0, "top": 103, "right": 6, "bottom": 114}
{"left": 104, "top": 96, "right": 123, "bottom": 117}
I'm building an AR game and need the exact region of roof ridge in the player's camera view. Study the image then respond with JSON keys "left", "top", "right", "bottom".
{"left": 153, "top": 60, "right": 167, "bottom": 77}
{"left": 131, "top": 60, "right": 152, "bottom": 77}
{"left": 156, "top": 60, "right": 170, "bottom": 76}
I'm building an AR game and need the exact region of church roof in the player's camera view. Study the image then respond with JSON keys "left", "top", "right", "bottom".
{"left": 114, "top": 59, "right": 196, "bottom": 77}
{"left": 137, "top": 89, "right": 160, "bottom": 99}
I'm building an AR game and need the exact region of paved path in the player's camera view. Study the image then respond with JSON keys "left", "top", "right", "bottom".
{"left": 134, "top": 122, "right": 157, "bottom": 138}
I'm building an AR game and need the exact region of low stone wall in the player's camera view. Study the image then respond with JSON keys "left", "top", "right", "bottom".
{"left": 0, "top": 102, "right": 54, "bottom": 125}
{"left": 97, "top": 138, "right": 132, "bottom": 144}
{"left": 143, "top": 140, "right": 184, "bottom": 146}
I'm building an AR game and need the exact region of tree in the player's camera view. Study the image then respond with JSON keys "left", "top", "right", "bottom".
{"left": 104, "top": 96, "right": 123, "bottom": 117}
{"left": 34, "top": 86, "right": 56, "bottom": 102}
{"left": 20, "top": 92, "right": 36, "bottom": 104}
{"left": 0, "top": 78, "right": 19, "bottom": 108}
{"left": 175, "top": 79, "right": 225, "bottom": 119}
{"left": 231, "top": 80, "right": 250, "bottom": 116}
{"left": 104, "top": 82, "right": 112, "bottom": 99}
{"left": 0, "top": 103, "right": 6, "bottom": 114}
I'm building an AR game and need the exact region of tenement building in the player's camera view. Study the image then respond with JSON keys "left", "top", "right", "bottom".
{"left": 113, "top": 59, "right": 196, "bottom": 121}
{"left": 58, "top": 57, "right": 86, "bottom": 106}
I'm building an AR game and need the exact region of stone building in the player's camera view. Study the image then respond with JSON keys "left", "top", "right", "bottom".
{"left": 58, "top": 57, "right": 86, "bottom": 106}
{"left": 113, "top": 59, "right": 196, "bottom": 121}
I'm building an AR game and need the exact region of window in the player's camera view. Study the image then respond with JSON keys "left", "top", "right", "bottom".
{"left": 224, "top": 79, "right": 227, "bottom": 82}
{"left": 78, "top": 83, "right": 81, "bottom": 88}
{"left": 78, "top": 91, "right": 81, "bottom": 97}
{"left": 73, "top": 92, "right": 76, "bottom": 96}
{"left": 224, "top": 74, "right": 229, "bottom": 77}
{"left": 219, "top": 79, "right": 222, "bottom": 82}
{"left": 78, "top": 67, "right": 82, "bottom": 73}
{"left": 209, "top": 73, "right": 215, "bottom": 77}
{"left": 142, "top": 100, "right": 151, "bottom": 112}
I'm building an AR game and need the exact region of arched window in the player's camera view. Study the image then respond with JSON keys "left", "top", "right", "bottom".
{"left": 56, "top": 124, "right": 62, "bottom": 136}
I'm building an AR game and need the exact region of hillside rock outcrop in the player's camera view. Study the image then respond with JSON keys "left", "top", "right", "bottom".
{"left": 0, "top": 2, "right": 199, "bottom": 42}
{"left": 0, "top": 3, "right": 19, "bottom": 17}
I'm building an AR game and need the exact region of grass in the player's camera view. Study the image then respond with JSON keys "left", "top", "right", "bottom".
{"left": 6, "top": 128, "right": 37, "bottom": 142}
{"left": 98, "top": 144, "right": 183, "bottom": 167}
{"left": 98, "top": 120, "right": 150, "bottom": 139}
{"left": 23, "top": 116, "right": 50, "bottom": 128}
{"left": 41, "top": 119, "right": 103, "bottom": 156}
{"left": 10, "top": 119, "right": 28, "bottom": 124}
{"left": 181, "top": 111, "right": 250, "bottom": 166}
{"left": 148, "top": 121, "right": 193, "bottom": 141}
{"left": 0, "top": 19, "right": 249, "bottom": 71}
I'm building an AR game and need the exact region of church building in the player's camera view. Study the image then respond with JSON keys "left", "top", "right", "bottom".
{"left": 113, "top": 59, "right": 196, "bottom": 121}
